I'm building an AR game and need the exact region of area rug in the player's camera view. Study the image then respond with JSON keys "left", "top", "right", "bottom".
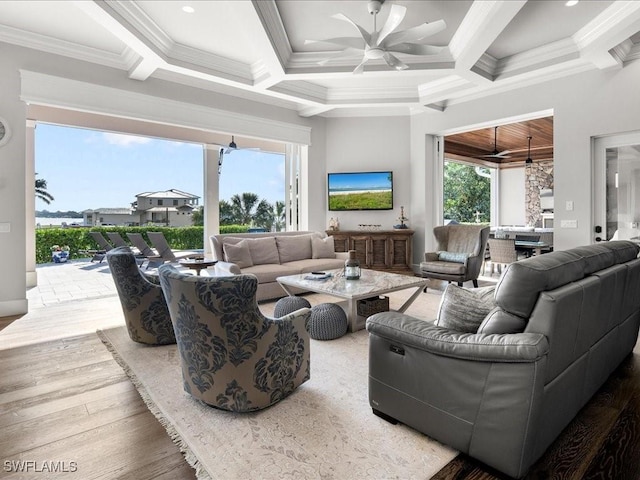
{"left": 98, "top": 298, "right": 458, "bottom": 479}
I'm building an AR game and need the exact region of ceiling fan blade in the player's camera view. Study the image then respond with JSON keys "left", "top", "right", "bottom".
{"left": 353, "top": 57, "right": 369, "bottom": 74}
{"left": 376, "top": 4, "right": 407, "bottom": 46}
{"left": 382, "top": 52, "right": 408, "bottom": 71}
{"left": 305, "top": 37, "right": 366, "bottom": 50}
{"left": 383, "top": 19, "right": 446, "bottom": 47}
{"left": 387, "top": 43, "right": 443, "bottom": 56}
{"left": 332, "top": 13, "right": 372, "bottom": 46}
{"left": 317, "top": 47, "right": 364, "bottom": 66}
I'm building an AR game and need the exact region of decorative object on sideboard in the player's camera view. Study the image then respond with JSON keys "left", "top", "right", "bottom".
{"left": 394, "top": 206, "right": 409, "bottom": 229}
{"left": 344, "top": 250, "right": 361, "bottom": 280}
{"left": 328, "top": 217, "right": 340, "bottom": 231}
{"left": 358, "top": 224, "right": 382, "bottom": 230}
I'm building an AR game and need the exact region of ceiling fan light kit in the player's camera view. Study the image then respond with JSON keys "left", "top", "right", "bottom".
{"left": 310, "top": 0, "right": 446, "bottom": 74}
{"left": 525, "top": 136, "right": 533, "bottom": 164}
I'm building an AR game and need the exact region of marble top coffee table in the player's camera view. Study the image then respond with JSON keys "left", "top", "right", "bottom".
{"left": 277, "top": 269, "right": 428, "bottom": 332}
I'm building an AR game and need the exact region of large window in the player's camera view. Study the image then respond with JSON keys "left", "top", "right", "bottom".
{"left": 443, "top": 160, "right": 491, "bottom": 223}
{"left": 218, "top": 149, "right": 286, "bottom": 231}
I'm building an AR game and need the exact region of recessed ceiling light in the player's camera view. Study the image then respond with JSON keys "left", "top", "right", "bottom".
{"left": 565, "top": 0, "right": 579, "bottom": 6}
{"left": 182, "top": 5, "right": 195, "bottom": 13}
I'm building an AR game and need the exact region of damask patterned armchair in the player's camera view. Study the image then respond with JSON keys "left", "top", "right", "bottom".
{"left": 158, "top": 265, "right": 311, "bottom": 412}
{"left": 106, "top": 247, "right": 176, "bottom": 345}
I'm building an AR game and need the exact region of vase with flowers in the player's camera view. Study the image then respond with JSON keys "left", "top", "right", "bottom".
{"left": 51, "top": 245, "right": 70, "bottom": 263}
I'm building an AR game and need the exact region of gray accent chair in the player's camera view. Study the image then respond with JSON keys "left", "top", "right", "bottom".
{"left": 106, "top": 246, "right": 176, "bottom": 345}
{"left": 367, "top": 241, "right": 640, "bottom": 478}
{"left": 420, "top": 224, "right": 490, "bottom": 290}
{"left": 158, "top": 265, "right": 311, "bottom": 412}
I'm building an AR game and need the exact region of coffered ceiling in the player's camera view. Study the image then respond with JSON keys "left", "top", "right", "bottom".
{"left": 1, "top": 1, "right": 639, "bottom": 118}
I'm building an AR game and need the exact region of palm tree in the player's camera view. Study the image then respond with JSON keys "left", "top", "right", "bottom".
{"left": 274, "top": 201, "right": 286, "bottom": 232}
{"left": 219, "top": 199, "right": 235, "bottom": 225}
{"left": 35, "top": 175, "right": 54, "bottom": 204}
{"left": 254, "top": 199, "right": 275, "bottom": 231}
{"left": 230, "top": 193, "right": 259, "bottom": 225}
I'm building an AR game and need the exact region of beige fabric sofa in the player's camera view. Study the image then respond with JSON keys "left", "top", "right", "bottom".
{"left": 210, "top": 231, "right": 348, "bottom": 301}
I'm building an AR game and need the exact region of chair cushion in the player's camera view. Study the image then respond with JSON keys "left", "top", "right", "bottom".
{"left": 435, "top": 285, "right": 496, "bottom": 333}
{"left": 311, "top": 236, "right": 336, "bottom": 259}
{"left": 223, "top": 240, "right": 253, "bottom": 269}
{"left": 438, "top": 251, "right": 469, "bottom": 264}
{"left": 421, "top": 260, "right": 466, "bottom": 275}
{"left": 276, "top": 234, "right": 313, "bottom": 263}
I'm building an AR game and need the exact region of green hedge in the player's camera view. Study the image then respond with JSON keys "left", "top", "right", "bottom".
{"left": 35, "top": 225, "right": 252, "bottom": 264}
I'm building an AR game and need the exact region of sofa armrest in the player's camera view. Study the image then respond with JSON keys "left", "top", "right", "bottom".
{"left": 366, "top": 312, "right": 548, "bottom": 362}
{"left": 214, "top": 261, "right": 242, "bottom": 275}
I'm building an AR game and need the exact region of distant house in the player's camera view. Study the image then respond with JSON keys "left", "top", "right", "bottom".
{"left": 83, "top": 189, "right": 200, "bottom": 227}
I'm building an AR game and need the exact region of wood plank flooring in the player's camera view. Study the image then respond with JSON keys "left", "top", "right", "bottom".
{"left": 0, "top": 301, "right": 196, "bottom": 480}
{"left": 2, "top": 290, "right": 640, "bottom": 479}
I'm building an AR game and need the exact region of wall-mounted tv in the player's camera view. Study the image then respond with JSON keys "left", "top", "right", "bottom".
{"left": 328, "top": 171, "right": 393, "bottom": 211}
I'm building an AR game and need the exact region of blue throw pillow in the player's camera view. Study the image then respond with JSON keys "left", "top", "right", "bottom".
{"left": 437, "top": 251, "right": 469, "bottom": 264}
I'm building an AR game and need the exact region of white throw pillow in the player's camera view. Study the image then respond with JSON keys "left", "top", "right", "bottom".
{"left": 223, "top": 240, "right": 253, "bottom": 269}
{"left": 311, "top": 236, "right": 336, "bottom": 259}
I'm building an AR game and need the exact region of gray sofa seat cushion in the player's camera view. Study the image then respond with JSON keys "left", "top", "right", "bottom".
{"left": 242, "top": 263, "right": 301, "bottom": 284}
{"left": 436, "top": 285, "right": 496, "bottom": 333}
{"left": 420, "top": 260, "right": 466, "bottom": 275}
{"left": 285, "top": 258, "right": 345, "bottom": 272}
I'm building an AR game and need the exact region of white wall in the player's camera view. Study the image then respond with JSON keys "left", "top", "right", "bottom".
{"left": 411, "top": 59, "right": 640, "bottom": 253}
{"left": 0, "top": 44, "right": 27, "bottom": 315}
{"left": 499, "top": 168, "right": 526, "bottom": 226}
{"left": 324, "top": 116, "right": 410, "bottom": 232}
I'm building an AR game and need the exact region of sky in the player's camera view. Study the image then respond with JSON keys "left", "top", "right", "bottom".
{"left": 35, "top": 123, "right": 285, "bottom": 213}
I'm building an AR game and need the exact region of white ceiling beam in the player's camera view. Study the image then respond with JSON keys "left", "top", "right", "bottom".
{"left": 574, "top": 1, "right": 640, "bottom": 70}
{"left": 72, "top": 0, "right": 165, "bottom": 81}
{"left": 449, "top": 0, "right": 527, "bottom": 80}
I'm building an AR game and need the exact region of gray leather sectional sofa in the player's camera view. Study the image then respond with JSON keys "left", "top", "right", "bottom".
{"left": 367, "top": 241, "right": 640, "bottom": 478}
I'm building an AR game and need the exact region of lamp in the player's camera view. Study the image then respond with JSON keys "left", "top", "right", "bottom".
{"left": 344, "top": 250, "right": 361, "bottom": 280}
{"left": 525, "top": 136, "right": 533, "bottom": 164}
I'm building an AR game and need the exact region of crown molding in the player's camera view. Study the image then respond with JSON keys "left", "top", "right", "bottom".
{"left": 493, "top": 38, "right": 581, "bottom": 79}
{"left": 268, "top": 81, "right": 328, "bottom": 104}
{"left": 0, "top": 25, "right": 127, "bottom": 70}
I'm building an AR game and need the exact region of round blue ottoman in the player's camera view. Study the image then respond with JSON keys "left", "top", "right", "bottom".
{"left": 308, "top": 303, "right": 348, "bottom": 340}
{"left": 274, "top": 296, "right": 311, "bottom": 317}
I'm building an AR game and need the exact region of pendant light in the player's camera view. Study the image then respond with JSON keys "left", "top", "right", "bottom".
{"left": 525, "top": 136, "right": 533, "bottom": 164}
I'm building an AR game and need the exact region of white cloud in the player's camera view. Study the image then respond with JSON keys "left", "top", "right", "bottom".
{"left": 102, "top": 132, "right": 153, "bottom": 147}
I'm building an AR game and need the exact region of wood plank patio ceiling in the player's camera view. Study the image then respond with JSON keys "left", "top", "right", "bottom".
{"left": 445, "top": 117, "right": 553, "bottom": 166}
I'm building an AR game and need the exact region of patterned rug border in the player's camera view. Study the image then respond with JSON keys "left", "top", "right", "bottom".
{"left": 97, "top": 329, "right": 212, "bottom": 480}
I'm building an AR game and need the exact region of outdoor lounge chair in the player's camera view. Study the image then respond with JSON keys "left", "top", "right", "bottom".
{"left": 147, "top": 231, "right": 203, "bottom": 262}
{"left": 106, "top": 232, "right": 130, "bottom": 248}
{"left": 126, "top": 233, "right": 163, "bottom": 267}
{"left": 82, "top": 231, "right": 114, "bottom": 263}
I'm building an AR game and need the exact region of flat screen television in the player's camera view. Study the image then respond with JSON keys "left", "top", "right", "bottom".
{"left": 328, "top": 171, "right": 393, "bottom": 211}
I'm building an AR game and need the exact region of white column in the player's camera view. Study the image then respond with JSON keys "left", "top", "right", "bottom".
{"left": 203, "top": 144, "right": 220, "bottom": 253}
{"left": 25, "top": 119, "right": 37, "bottom": 288}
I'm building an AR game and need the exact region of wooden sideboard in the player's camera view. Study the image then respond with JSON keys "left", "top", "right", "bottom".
{"left": 326, "top": 230, "right": 414, "bottom": 273}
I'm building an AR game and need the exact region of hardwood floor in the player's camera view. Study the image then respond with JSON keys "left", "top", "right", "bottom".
{"left": 0, "top": 299, "right": 196, "bottom": 480}
{"left": 2, "top": 287, "right": 640, "bottom": 479}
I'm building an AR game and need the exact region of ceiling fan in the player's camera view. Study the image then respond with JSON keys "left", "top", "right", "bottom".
{"left": 218, "top": 136, "right": 259, "bottom": 174}
{"left": 482, "top": 127, "right": 511, "bottom": 159}
{"left": 306, "top": 0, "right": 446, "bottom": 74}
